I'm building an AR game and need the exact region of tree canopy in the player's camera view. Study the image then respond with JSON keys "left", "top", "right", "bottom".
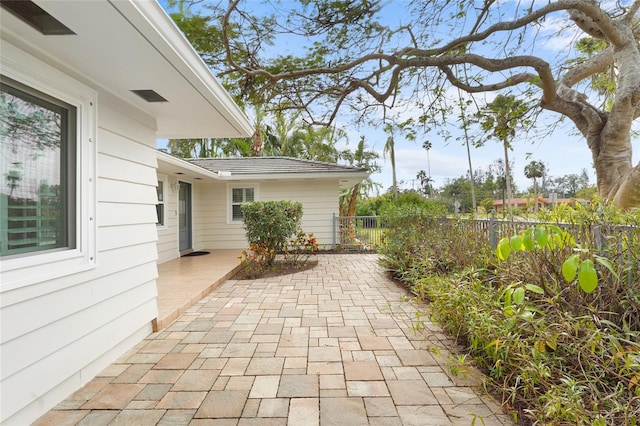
{"left": 168, "top": 0, "right": 640, "bottom": 209}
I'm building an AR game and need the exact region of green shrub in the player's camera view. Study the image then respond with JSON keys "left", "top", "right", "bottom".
{"left": 241, "top": 201, "right": 303, "bottom": 266}
{"left": 383, "top": 200, "right": 640, "bottom": 424}
{"left": 378, "top": 204, "right": 490, "bottom": 280}
{"left": 494, "top": 201, "right": 640, "bottom": 330}
{"left": 411, "top": 269, "right": 640, "bottom": 425}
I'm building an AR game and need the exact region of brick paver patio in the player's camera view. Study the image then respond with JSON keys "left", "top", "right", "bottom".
{"left": 35, "top": 254, "right": 513, "bottom": 425}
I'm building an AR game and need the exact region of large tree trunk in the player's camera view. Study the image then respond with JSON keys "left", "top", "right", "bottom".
{"left": 612, "top": 164, "right": 640, "bottom": 209}
{"left": 545, "top": 20, "right": 640, "bottom": 210}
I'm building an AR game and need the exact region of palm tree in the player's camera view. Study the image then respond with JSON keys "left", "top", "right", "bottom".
{"left": 383, "top": 133, "right": 397, "bottom": 198}
{"left": 422, "top": 140, "right": 432, "bottom": 180}
{"left": 340, "top": 136, "right": 381, "bottom": 217}
{"left": 458, "top": 92, "right": 477, "bottom": 215}
{"left": 475, "top": 94, "right": 531, "bottom": 218}
{"left": 524, "top": 160, "right": 546, "bottom": 212}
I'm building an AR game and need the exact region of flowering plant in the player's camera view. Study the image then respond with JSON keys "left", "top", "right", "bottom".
{"left": 284, "top": 231, "right": 318, "bottom": 266}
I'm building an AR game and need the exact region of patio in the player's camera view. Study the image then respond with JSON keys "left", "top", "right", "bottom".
{"left": 154, "top": 250, "right": 243, "bottom": 331}
{"left": 35, "top": 254, "right": 512, "bottom": 425}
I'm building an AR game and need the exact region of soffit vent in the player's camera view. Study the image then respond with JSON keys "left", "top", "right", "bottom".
{"left": 131, "top": 90, "right": 169, "bottom": 103}
{"left": 0, "top": 1, "right": 75, "bottom": 35}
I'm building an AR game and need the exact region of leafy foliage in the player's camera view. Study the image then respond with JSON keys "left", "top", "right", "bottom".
{"left": 339, "top": 136, "right": 380, "bottom": 217}
{"left": 1, "top": 89, "right": 63, "bottom": 152}
{"left": 283, "top": 231, "right": 319, "bottom": 266}
{"left": 382, "top": 202, "right": 640, "bottom": 424}
{"left": 238, "top": 231, "right": 318, "bottom": 279}
{"left": 238, "top": 242, "right": 274, "bottom": 278}
{"left": 378, "top": 204, "right": 487, "bottom": 281}
{"left": 166, "top": 0, "right": 640, "bottom": 209}
{"left": 241, "top": 201, "right": 303, "bottom": 266}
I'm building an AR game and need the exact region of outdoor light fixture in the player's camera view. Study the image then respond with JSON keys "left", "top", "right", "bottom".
{"left": 131, "top": 89, "right": 168, "bottom": 103}
{"left": 1, "top": 0, "right": 76, "bottom": 35}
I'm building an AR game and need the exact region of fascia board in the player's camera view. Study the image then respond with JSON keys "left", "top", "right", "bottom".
{"left": 157, "top": 151, "right": 223, "bottom": 180}
{"left": 211, "top": 172, "right": 371, "bottom": 181}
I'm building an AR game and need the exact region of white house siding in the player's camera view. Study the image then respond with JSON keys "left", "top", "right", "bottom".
{"left": 190, "top": 181, "right": 236, "bottom": 250}
{"left": 191, "top": 179, "right": 339, "bottom": 250}
{"left": 156, "top": 175, "right": 180, "bottom": 263}
{"left": 261, "top": 180, "right": 339, "bottom": 248}
{"left": 0, "top": 95, "right": 160, "bottom": 424}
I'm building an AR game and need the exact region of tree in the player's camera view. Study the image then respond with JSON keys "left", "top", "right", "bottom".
{"left": 383, "top": 134, "right": 397, "bottom": 198}
{"left": 524, "top": 160, "right": 546, "bottom": 212}
{"left": 169, "top": 111, "right": 342, "bottom": 162}
{"left": 441, "top": 177, "right": 471, "bottom": 213}
{"left": 422, "top": 140, "right": 432, "bottom": 181}
{"left": 168, "top": 137, "right": 252, "bottom": 158}
{"left": 458, "top": 93, "right": 477, "bottom": 214}
{"left": 416, "top": 170, "right": 433, "bottom": 197}
{"left": 549, "top": 172, "right": 591, "bottom": 197}
{"left": 339, "top": 136, "right": 381, "bottom": 217}
{"left": 299, "top": 125, "right": 343, "bottom": 163}
{"left": 475, "top": 95, "right": 531, "bottom": 217}
{"left": 167, "top": 0, "right": 640, "bottom": 209}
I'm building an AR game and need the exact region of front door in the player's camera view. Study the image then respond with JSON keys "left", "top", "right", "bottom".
{"left": 178, "top": 181, "right": 192, "bottom": 253}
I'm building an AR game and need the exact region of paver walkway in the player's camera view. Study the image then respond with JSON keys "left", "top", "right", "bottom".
{"left": 35, "top": 254, "right": 513, "bottom": 426}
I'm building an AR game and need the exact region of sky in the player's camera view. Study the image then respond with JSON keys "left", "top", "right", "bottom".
{"left": 353, "top": 109, "right": 603, "bottom": 195}
{"left": 159, "top": 0, "right": 639, "bottom": 196}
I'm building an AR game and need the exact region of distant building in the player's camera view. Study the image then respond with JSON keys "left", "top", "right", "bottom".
{"left": 493, "top": 196, "right": 589, "bottom": 213}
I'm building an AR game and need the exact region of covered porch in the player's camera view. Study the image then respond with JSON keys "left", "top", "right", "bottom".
{"left": 153, "top": 249, "right": 243, "bottom": 331}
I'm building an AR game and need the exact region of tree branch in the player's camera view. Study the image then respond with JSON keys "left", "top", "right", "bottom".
{"left": 622, "top": 0, "right": 640, "bottom": 25}
{"left": 561, "top": 47, "right": 614, "bottom": 88}
{"left": 438, "top": 65, "right": 538, "bottom": 93}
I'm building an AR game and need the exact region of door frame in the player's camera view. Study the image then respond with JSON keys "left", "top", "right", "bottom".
{"left": 178, "top": 181, "right": 192, "bottom": 254}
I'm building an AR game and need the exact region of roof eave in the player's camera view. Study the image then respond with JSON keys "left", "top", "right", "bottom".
{"left": 112, "top": 0, "right": 253, "bottom": 138}
{"left": 157, "top": 151, "right": 223, "bottom": 181}
{"left": 210, "top": 172, "right": 369, "bottom": 181}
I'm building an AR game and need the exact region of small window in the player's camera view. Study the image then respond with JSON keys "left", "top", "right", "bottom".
{"left": 231, "top": 187, "right": 254, "bottom": 221}
{"left": 156, "top": 180, "right": 164, "bottom": 226}
{"left": 1, "top": 76, "right": 76, "bottom": 257}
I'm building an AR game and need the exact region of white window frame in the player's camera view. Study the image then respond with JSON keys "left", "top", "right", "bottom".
{"left": 156, "top": 175, "right": 167, "bottom": 228}
{"left": 0, "top": 41, "right": 97, "bottom": 291}
{"left": 227, "top": 183, "right": 259, "bottom": 224}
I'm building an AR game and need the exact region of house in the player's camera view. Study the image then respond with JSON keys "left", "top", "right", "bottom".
{"left": 156, "top": 154, "right": 369, "bottom": 262}
{"left": 0, "top": 1, "right": 254, "bottom": 424}
{"left": 492, "top": 196, "right": 590, "bottom": 213}
{"left": 493, "top": 197, "right": 549, "bottom": 213}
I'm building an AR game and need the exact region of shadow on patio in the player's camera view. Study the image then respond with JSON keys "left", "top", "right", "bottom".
{"left": 153, "top": 249, "right": 242, "bottom": 331}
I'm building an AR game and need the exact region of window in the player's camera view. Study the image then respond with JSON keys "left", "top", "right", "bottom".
{"left": 1, "top": 76, "right": 76, "bottom": 257}
{"left": 156, "top": 180, "right": 165, "bottom": 226}
{"left": 231, "top": 187, "right": 255, "bottom": 221}
{"left": 0, "top": 41, "right": 96, "bottom": 290}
